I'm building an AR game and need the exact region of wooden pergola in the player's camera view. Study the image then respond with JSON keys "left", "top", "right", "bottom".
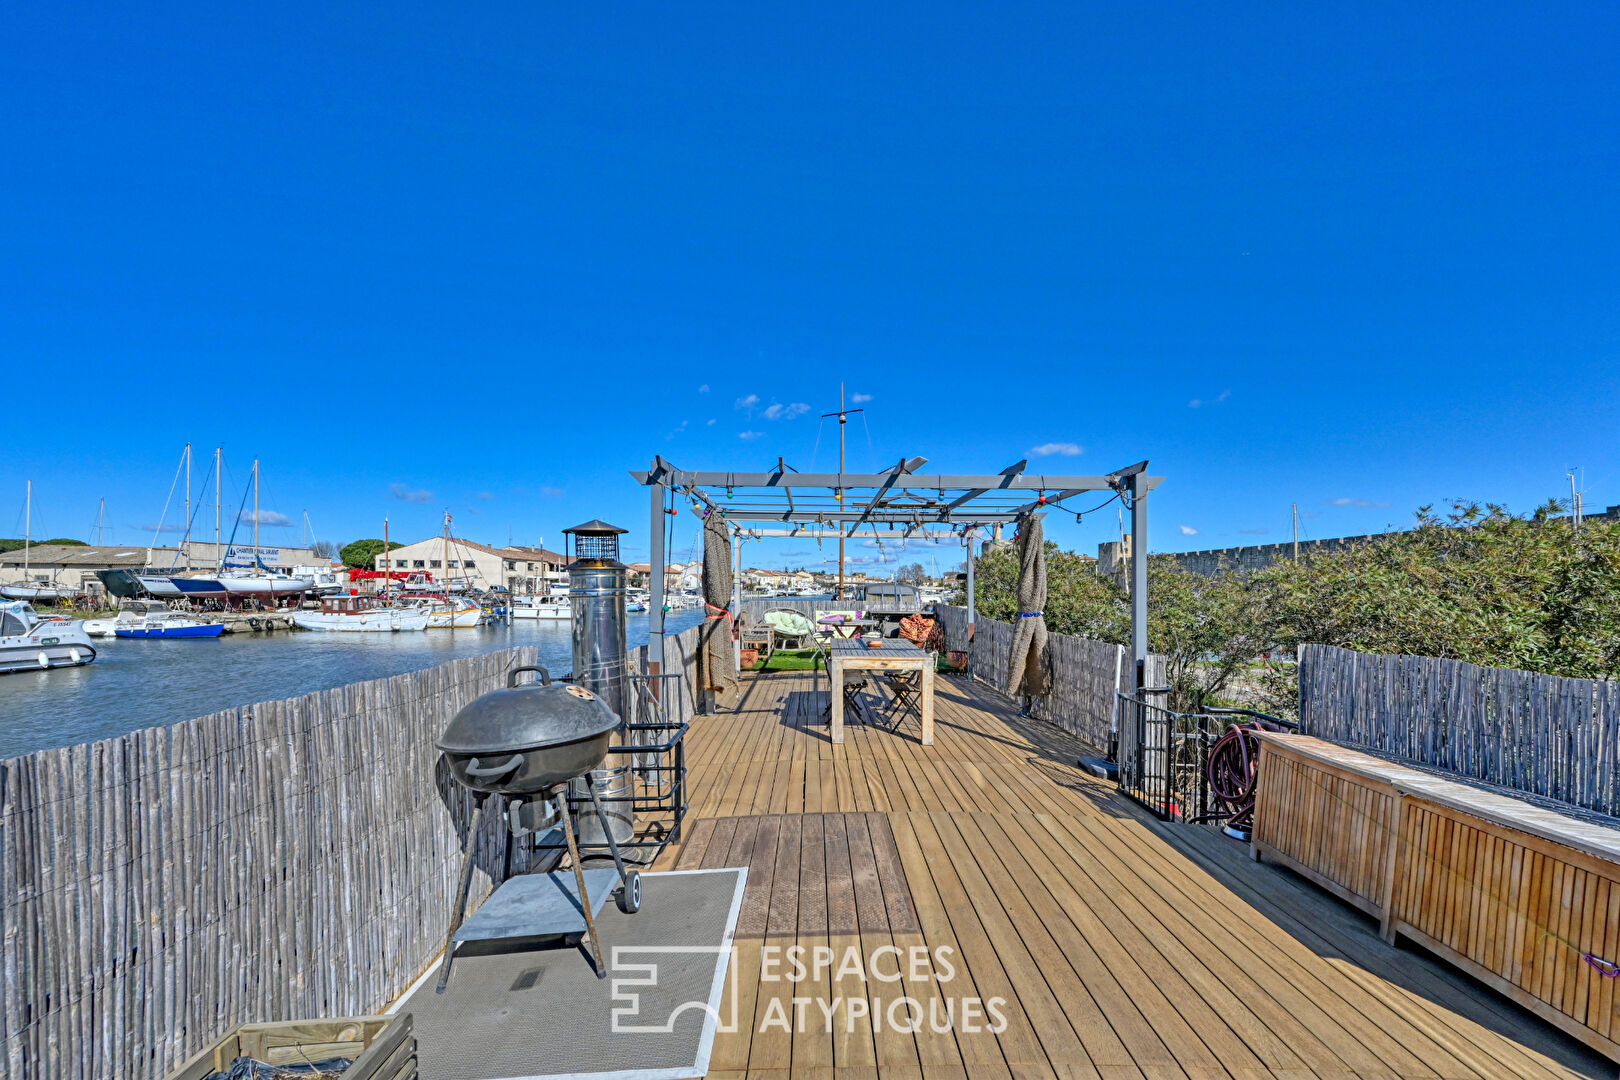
{"left": 631, "top": 454, "right": 1164, "bottom": 693}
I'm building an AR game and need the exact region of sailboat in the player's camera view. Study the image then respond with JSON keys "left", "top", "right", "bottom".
{"left": 2, "top": 482, "right": 80, "bottom": 602}
{"left": 217, "top": 460, "right": 314, "bottom": 601}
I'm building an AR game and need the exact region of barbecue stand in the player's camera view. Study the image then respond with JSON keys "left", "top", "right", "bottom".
{"left": 435, "top": 666, "right": 645, "bottom": 991}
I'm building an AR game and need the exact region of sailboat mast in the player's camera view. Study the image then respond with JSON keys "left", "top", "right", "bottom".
{"left": 97, "top": 497, "right": 105, "bottom": 546}
{"left": 384, "top": 517, "right": 391, "bottom": 602}
{"left": 214, "top": 447, "right": 222, "bottom": 566}
{"left": 23, "top": 480, "right": 30, "bottom": 580}
{"left": 253, "top": 459, "right": 260, "bottom": 560}
{"left": 837, "top": 384, "right": 846, "bottom": 599}
{"left": 184, "top": 443, "right": 192, "bottom": 569}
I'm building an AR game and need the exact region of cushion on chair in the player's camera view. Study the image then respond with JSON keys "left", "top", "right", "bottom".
{"left": 764, "top": 611, "right": 815, "bottom": 637}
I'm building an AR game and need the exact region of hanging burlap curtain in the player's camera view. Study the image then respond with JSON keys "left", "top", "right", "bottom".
{"left": 1006, "top": 512, "right": 1051, "bottom": 698}
{"left": 699, "top": 511, "right": 739, "bottom": 707}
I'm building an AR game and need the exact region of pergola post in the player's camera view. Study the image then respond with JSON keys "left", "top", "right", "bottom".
{"left": 1130, "top": 471, "right": 1149, "bottom": 694}
{"left": 648, "top": 478, "right": 665, "bottom": 674}
{"left": 731, "top": 524, "right": 743, "bottom": 673}
{"left": 965, "top": 529, "right": 977, "bottom": 678}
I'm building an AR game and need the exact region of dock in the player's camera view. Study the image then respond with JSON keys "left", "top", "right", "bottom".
{"left": 648, "top": 670, "right": 1611, "bottom": 1080}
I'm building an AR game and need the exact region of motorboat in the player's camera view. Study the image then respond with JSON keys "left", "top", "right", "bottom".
{"left": 0, "top": 600, "right": 96, "bottom": 673}
{"left": 290, "top": 565, "right": 347, "bottom": 597}
{"left": 511, "top": 594, "right": 570, "bottom": 620}
{"left": 397, "top": 593, "right": 483, "bottom": 628}
{"left": 111, "top": 600, "right": 224, "bottom": 639}
{"left": 293, "top": 594, "right": 430, "bottom": 632}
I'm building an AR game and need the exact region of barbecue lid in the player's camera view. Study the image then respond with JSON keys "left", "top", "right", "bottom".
{"left": 438, "top": 665, "right": 621, "bottom": 755}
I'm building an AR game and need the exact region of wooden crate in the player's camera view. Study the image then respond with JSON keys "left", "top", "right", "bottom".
{"left": 166, "top": 1014, "right": 415, "bottom": 1080}
{"left": 1252, "top": 733, "right": 1620, "bottom": 1064}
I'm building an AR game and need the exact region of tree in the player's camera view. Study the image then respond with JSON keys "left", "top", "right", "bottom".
{"left": 339, "top": 538, "right": 405, "bottom": 569}
{"left": 895, "top": 562, "right": 927, "bottom": 584}
{"left": 311, "top": 540, "right": 340, "bottom": 560}
{"left": 0, "top": 538, "right": 88, "bottom": 552}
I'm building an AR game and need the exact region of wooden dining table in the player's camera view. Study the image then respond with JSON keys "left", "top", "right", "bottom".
{"left": 825, "top": 637, "right": 934, "bottom": 745}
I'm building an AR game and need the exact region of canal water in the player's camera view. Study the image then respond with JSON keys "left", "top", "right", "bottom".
{"left": 0, "top": 609, "right": 710, "bottom": 761}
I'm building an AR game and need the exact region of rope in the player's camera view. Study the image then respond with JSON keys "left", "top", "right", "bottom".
{"left": 705, "top": 601, "right": 736, "bottom": 641}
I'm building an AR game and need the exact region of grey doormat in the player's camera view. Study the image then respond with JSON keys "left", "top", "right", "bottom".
{"left": 399, "top": 868, "right": 747, "bottom": 1080}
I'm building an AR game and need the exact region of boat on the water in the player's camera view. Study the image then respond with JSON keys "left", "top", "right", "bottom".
{"left": 511, "top": 593, "right": 570, "bottom": 620}
{"left": 398, "top": 593, "right": 483, "bottom": 628}
{"left": 293, "top": 594, "right": 431, "bottom": 632}
{"left": 111, "top": 600, "right": 224, "bottom": 639}
{"left": 0, "top": 600, "right": 96, "bottom": 673}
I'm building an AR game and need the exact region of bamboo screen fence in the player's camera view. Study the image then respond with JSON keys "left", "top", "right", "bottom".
{"left": 935, "top": 605, "right": 1163, "bottom": 751}
{"left": 1299, "top": 644, "right": 1620, "bottom": 818}
{"left": 0, "top": 626, "right": 702, "bottom": 1080}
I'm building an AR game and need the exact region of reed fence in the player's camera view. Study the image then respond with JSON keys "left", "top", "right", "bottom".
{"left": 935, "top": 605, "right": 1165, "bottom": 751}
{"left": 0, "top": 625, "right": 704, "bottom": 1080}
{"left": 1299, "top": 644, "right": 1620, "bottom": 818}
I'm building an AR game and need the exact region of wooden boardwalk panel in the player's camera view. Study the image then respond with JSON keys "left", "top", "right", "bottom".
{"left": 651, "top": 672, "right": 1612, "bottom": 1080}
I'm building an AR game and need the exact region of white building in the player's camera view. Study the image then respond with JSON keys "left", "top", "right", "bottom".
{"left": 375, "top": 537, "right": 566, "bottom": 593}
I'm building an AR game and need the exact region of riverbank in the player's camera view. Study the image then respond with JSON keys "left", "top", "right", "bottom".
{"left": 0, "top": 609, "right": 707, "bottom": 760}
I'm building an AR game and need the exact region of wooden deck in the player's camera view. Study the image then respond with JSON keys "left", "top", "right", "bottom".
{"left": 650, "top": 671, "right": 1613, "bottom": 1080}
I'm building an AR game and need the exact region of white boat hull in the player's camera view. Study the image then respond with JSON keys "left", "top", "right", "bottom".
{"left": 135, "top": 575, "right": 185, "bottom": 598}
{"left": 293, "top": 609, "right": 430, "bottom": 632}
{"left": 1, "top": 584, "right": 78, "bottom": 601}
{"left": 0, "top": 610, "right": 96, "bottom": 674}
{"left": 220, "top": 575, "right": 313, "bottom": 598}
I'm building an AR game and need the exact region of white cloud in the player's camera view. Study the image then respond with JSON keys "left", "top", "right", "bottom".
{"left": 1330, "top": 497, "right": 1390, "bottom": 508}
{"left": 735, "top": 393, "right": 759, "bottom": 410}
{"left": 1189, "top": 399, "right": 1202, "bottom": 409}
{"left": 763, "top": 402, "right": 810, "bottom": 420}
{"left": 739, "top": 430, "right": 763, "bottom": 441}
{"left": 476, "top": 491, "right": 494, "bottom": 500}
{"left": 240, "top": 509, "right": 294, "bottom": 527}
{"left": 1240, "top": 528, "right": 1268, "bottom": 535}
{"left": 1179, "top": 525, "right": 1199, "bottom": 535}
{"left": 540, "top": 486, "right": 565, "bottom": 498}
{"left": 1029, "top": 442, "right": 1082, "bottom": 457}
{"left": 1218, "top": 389, "right": 1231, "bottom": 402}
{"left": 666, "top": 419, "right": 689, "bottom": 439}
{"left": 706, "top": 418, "right": 717, "bottom": 425}
{"left": 1191, "top": 389, "right": 1231, "bottom": 409}
{"left": 391, "top": 483, "right": 434, "bottom": 504}
{"left": 698, "top": 384, "right": 710, "bottom": 393}
{"left": 851, "top": 393, "right": 873, "bottom": 403}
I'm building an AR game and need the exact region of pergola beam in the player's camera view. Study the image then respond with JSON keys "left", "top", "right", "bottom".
{"left": 849, "top": 456, "right": 927, "bottom": 534}
{"left": 632, "top": 467, "right": 1162, "bottom": 495}
{"left": 944, "top": 458, "right": 1027, "bottom": 512}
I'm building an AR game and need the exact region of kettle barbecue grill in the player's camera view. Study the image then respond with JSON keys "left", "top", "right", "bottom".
{"left": 435, "top": 665, "right": 642, "bottom": 988}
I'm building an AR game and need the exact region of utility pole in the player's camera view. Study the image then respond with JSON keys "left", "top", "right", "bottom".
{"left": 1292, "top": 503, "right": 1299, "bottom": 561}
{"left": 821, "top": 384, "right": 864, "bottom": 601}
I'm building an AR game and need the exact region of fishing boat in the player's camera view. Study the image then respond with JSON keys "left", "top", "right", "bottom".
{"left": 293, "top": 594, "right": 430, "bottom": 632}
{"left": 511, "top": 593, "right": 570, "bottom": 620}
{"left": 111, "top": 600, "right": 224, "bottom": 639}
{"left": 0, "top": 600, "right": 96, "bottom": 673}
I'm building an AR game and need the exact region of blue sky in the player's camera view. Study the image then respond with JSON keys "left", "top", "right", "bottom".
{"left": 3, "top": 3, "right": 1615, "bottom": 571}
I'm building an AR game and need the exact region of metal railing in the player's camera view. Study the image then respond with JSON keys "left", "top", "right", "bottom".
{"left": 1116, "top": 692, "right": 1296, "bottom": 822}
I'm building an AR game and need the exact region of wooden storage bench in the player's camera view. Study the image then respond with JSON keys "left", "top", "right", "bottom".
{"left": 1252, "top": 733, "right": 1620, "bottom": 1064}
{"left": 167, "top": 1014, "right": 415, "bottom": 1080}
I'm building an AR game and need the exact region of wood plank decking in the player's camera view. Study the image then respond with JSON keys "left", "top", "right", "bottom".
{"left": 650, "top": 671, "right": 1612, "bottom": 1080}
